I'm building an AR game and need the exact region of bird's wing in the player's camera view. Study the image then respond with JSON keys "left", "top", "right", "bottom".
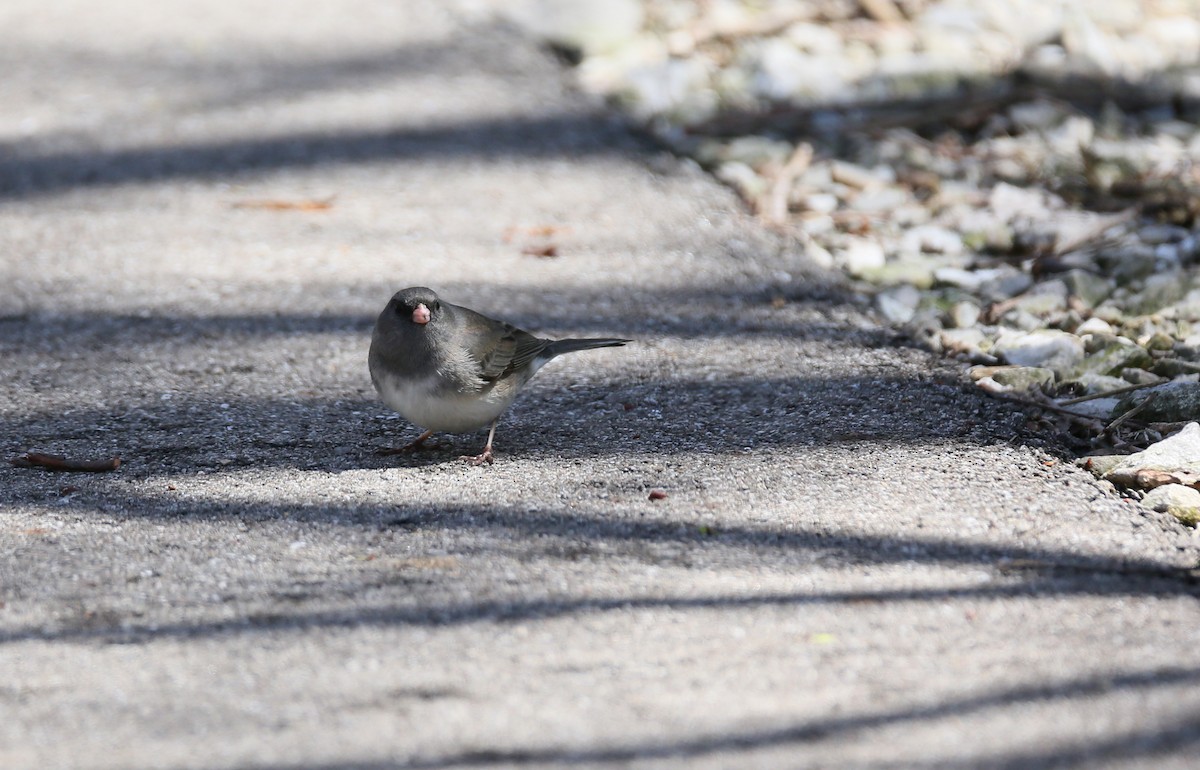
{"left": 461, "top": 310, "right": 550, "bottom": 383}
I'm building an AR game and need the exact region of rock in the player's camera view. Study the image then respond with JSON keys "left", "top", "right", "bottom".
{"left": 1103, "top": 243, "right": 1159, "bottom": 284}
{"left": 988, "top": 182, "right": 1064, "bottom": 221}
{"left": 933, "top": 266, "right": 985, "bottom": 292}
{"left": 934, "top": 265, "right": 1033, "bottom": 300}
{"left": 977, "top": 268, "right": 1035, "bottom": 302}
{"left": 1175, "top": 340, "right": 1200, "bottom": 361}
{"left": 619, "top": 55, "right": 717, "bottom": 124}
{"left": 1152, "top": 359, "right": 1200, "bottom": 378}
{"left": 857, "top": 257, "right": 939, "bottom": 288}
{"left": 875, "top": 284, "right": 922, "bottom": 324}
{"left": 830, "top": 160, "right": 883, "bottom": 190}
{"left": 900, "top": 225, "right": 964, "bottom": 256}
{"left": 853, "top": 186, "right": 911, "bottom": 213}
{"left": 1064, "top": 396, "right": 1123, "bottom": 419}
{"left": 1127, "top": 271, "right": 1188, "bottom": 315}
{"left": 804, "top": 240, "right": 835, "bottom": 269}
{"left": 1139, "top": 224, "right": 1192, "bottom": 245}
{"left": 1122, "top": 368, "right": 1165, "bottom": 386}
{"left": 1075, "top": 317, "right": 1114, "bottom": 336}
{"left": 1061, "top": 269, "right": 1114, "bottom": 308}
{"left": 992, "top": 329, "right": 1086, "bottom": 371}
{"left": 1079, "top": 453, "right": 1127, "bottom": 477}
{"left": 1009, "top": 280, "right": 1069, "bottom": 317}
{"left": 940, "top": 327, "right": 987, "bottom": 356}
{"left": 1114, "top": 381, "right": 1200, "bottom": 423}
{"left": 752, "top": 40, "right": 844, "bottom": 100}
{"left": 1073, "top": 337, "right": 1152, "bottom": 377}
{"left": 714, "top": 161, "right": 767, "bottom": 200}
{"left": 1141, "top": 484, "right": 1200, "bottom": 526}
{"left": 841, "top": 238, "right": 887, "bottom": 275}
{"left": 1090, "top": 302, "right": 1129, "bottom": 325}
{"left": 1168, "top": 288, "right": 1200, "bottom": 321}
{"left": 1143, "top": 331, "right": 1176, "bottom": 352}
{"left": 1008, "top": 100, "right": 1069, "bottom": 131}
{"left": 802, "top": 192, "right": 838, "bottom": 214}
{"left": 785, "top": 22, "right": 844, "bottom": 56}
{"left": 1065, "top": 371, "right": 1130, "bottom": 396}
{"left": 950, "top": 300, "right": 982, "bottom": 329}
{"left": 969, "top": 364, "right": 1056, "bottom": 388}
{"left": 715, "top": 135, "right": 794, "bottom": 168}
{"left": 1104, "top": 422, "right": 1200, "bottom": 490}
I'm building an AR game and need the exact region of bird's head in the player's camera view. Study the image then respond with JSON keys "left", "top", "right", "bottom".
{"left": 389, "top": 287, "right": 441, "bottom": 326}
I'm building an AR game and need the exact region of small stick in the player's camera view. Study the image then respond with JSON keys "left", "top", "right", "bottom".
{"left": 11, "top": 452, "right": 121, "bottom": 472}
{"left": 984, "top": 390, "right": 1107, "bottom": 423}
{"left": 758, "top": 142, "right": 813, "bottom": 225}
{"left": 1059, "top": 380, "right": 1162, "bottom": 405}
{"left": 1104, "top": 393, "right": 1157, "bottom": 434}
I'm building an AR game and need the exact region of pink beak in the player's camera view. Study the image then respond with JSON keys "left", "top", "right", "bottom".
{"left": 412, "top": 303, "right": 431, "bottom": 325}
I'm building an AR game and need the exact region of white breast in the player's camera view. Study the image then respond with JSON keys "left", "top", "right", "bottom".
{"left": 374, "top": 372, "right": 518, "bottom": 433}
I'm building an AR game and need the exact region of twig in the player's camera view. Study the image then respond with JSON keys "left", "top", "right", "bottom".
{"left": 1105, "top": 393, "right": 1156, "bottom": 434}
{"left": 11, "top": 452, "right": 122, "bottom": 472}
{"left": 982, "top": 390, "right": 1107, "bottom": 423}
{"left": 758, "top": 142, "right": 813, "bottom": 225}
{"left": 1059, "top": 380, "right": 1161, "bottom": 405}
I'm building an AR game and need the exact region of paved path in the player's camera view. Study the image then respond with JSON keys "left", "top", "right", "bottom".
{"left": 2, "top": 1, "right": 1198, "bottom": 767}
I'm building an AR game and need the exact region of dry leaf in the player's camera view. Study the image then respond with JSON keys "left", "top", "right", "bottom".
{"left": 521, "top": 244, "right": 559, "bottom": 258}
{"left": 231, "top": 196, "right": 335, "bottom": 211}
{"left": 11, "top": 452, "right": 121, "bottom": 472}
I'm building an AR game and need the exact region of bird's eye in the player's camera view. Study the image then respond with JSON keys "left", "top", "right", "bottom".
{"left": 432, "top": 301, "right": 440, "bottom": 311}
{"left": 394, "top": 302, "right": 407, "bottom": 316}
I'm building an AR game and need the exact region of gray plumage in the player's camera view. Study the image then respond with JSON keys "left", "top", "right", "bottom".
{"left": 368, "top": 286, "right": 629, "bottom": 463}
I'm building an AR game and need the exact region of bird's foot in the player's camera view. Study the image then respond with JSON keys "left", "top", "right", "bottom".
{"left": 459, "top": 448, "right": 493, "bottom": 466}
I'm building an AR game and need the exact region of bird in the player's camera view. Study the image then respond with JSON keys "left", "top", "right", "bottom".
{"left": 368, "top": 287, "right": 630, "bottom": 464}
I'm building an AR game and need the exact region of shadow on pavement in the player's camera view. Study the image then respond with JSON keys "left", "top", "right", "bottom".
{"left": 215, "top": 669, "right": 1200, "bottom": 768}
{"left": 1, "top": 486, "right": 1196, "bottom": 647}
{"left": 0, "top": 113, "right": 632, "bottom": 200}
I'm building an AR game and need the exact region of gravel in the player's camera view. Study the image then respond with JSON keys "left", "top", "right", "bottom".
{"left": 509, "top": 0, "right": 1200, "bottom": 506}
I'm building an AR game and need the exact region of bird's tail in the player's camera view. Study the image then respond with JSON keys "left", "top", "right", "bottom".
{"left": 545, "top": 337, "right": 631, "bottom": 358}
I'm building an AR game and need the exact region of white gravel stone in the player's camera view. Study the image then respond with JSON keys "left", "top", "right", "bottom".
{"left": 950, "top": 300, "right": 982, "bottom": 328}
{"left": 841, "top": 238, "right": 887, "bottom": 275}
{"left": 876, "top": 283, "right": 922, "bottom": 324}
{"left": 1141, "top": 483, "right": 1200, "bottom": 525}
{"left": 901, "top": 225, "right": 964, "bottom": 256}
{"left": 1106, "top": 423, "right": 1200, "bottom": 489}
{"left": 1075, "top": 317, "right": 1114, "bottom": 336}
{"left": 992, "top": 329, "right": 1086, "bottom": 371}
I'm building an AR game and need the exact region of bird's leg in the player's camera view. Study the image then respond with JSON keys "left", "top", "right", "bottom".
{"left": 377, "top": 429, "right": 436, "bottom": 455}
{"left": 461, "top": 421, "right": 497, "bottom": 465}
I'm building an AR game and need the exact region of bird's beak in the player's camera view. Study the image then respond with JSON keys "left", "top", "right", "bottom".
{"left": 412, "top": 303, "right": 431, "bottom": 325}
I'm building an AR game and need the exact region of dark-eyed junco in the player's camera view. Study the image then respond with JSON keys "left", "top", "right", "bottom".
{"left": 369, "top": 287, "right": 630, "bottom": 464}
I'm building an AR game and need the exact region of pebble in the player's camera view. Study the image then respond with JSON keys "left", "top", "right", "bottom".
{"left": 841, "top": 238, "right": 887, "bottom": 275}
{"left": 991, "top": 329, "right": 1085, "bottom": 372}
{"left": 875, "top": 284, "right": 922, "bottom": 324}
{"left": 1102, "top": 422, "right": 1200, "bottom": 489}
{"left": 1140, "top": 484, "right": 1200, "bottom": 526}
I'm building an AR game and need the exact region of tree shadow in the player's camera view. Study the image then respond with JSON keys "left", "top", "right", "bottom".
{"left": 214, "top": 669, "right": 1200, "bottom": 768}
{"left": 1, "top": 479, "right": 1196, "bottom": 647}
